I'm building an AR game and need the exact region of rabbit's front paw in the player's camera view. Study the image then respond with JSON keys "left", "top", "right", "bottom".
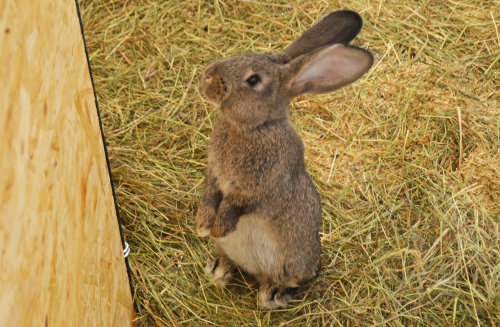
{"left": 195, "top": 206, "right": 216, "bottom": 237}
{"left": 210, "top": 219, "right": 238, "bottom": 238}
{"left": 205, "top": 257, "right": 233, "bottom": 287}
{"left": 209, "top": 223, "right": 230, "bottom": 238}
{"left": 209, "top": 205, "right": 240, "bottom": 238}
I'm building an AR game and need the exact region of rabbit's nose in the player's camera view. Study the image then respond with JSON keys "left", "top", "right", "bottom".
{"left": 200, "top": 69, "right": 214, "bottom": 86}
{"left": 202, "top": 63, "right": 217, "bottom": 84}
{"left": 204, "top": 74, "right": 213, "bottom": 85}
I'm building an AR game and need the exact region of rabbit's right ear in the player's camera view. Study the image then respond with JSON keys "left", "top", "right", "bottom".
{"left": 277, "top": 10, "right": 364, "bottom": 62}
{"left": 282, "top": 44, "right": 373, "bottom": 97}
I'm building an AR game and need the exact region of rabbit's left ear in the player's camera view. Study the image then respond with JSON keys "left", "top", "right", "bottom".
{"left": 282, "top": 44, "right": 373, "bottom": 97}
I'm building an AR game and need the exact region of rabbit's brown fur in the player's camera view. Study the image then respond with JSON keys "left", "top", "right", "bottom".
{"left": 196, "top": 10, "right": 373, "bottom": 309}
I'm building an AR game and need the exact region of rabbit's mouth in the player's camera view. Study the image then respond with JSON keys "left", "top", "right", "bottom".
{"left": 201, "top": 67, "right": 231, "bottom": 106}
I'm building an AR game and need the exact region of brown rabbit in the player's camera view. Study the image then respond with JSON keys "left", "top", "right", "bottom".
{"left": 195, "top": 10, "right": 373, "bottom": 309}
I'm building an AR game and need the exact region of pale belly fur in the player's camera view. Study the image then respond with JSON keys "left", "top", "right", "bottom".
{"left": 215, "top": 214, "right": 278, "bottom": 276}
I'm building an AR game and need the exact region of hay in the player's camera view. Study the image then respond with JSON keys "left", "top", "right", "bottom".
{"left": 80, "top": 0, "right": 499, "bottom": 325}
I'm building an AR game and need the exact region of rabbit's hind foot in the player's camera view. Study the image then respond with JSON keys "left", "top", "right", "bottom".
{"left": 258, "top": 283, "right": 299, "bottom": 309}
{"left": 205, "top": 256, "right": 233, "bottom": 287}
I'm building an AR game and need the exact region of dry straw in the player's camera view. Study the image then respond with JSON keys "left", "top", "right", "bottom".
{"left": 81, "top": 0, "right": 499, "bottom": 325}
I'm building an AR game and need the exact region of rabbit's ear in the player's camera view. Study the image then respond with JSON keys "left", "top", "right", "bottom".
{"left": 283, "top": 44, "right": 373, "bottom": 97}
{"left": 278, "top": 10, "right": 364, "bottom": 62}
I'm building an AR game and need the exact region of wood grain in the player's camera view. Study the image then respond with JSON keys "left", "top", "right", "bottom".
{"left": 0, "top": 1, "right": 134, "bottom": 325}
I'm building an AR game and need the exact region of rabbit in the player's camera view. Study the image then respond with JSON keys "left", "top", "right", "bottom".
{"left": 195, "top": 10, "right": 373, "bottom": 309}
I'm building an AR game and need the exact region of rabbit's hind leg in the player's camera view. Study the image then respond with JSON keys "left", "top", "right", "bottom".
{"left": 257, "top": 281, "right": 298, "bottom": 309}
{"left": 205, "top": 254, "right": 233, "bottom": 287}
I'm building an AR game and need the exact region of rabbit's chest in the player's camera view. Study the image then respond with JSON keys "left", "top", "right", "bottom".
{"left": 215, "top": 214, "right": 278, "bottom": 275}
{"left": 209, "top": 138, "right": 266, "bottom": 194}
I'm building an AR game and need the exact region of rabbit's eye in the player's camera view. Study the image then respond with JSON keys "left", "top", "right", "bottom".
{"left": 246, "top": 74, "right": 261, "bottom": 87}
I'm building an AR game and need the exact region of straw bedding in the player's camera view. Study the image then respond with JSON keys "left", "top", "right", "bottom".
{"left": 80, "top": 1, "right": 499, "bottom": 325}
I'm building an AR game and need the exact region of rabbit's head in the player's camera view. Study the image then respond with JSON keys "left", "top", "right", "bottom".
{"left": 201, "top": 10, "right": 373, "bottom": 129}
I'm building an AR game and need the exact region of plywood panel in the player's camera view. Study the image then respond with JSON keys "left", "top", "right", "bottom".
{"left": 0, "top": 1, "right": 134, "bottom": 326}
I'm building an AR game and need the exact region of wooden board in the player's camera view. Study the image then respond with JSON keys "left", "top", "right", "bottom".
{"left": 0, "top": 1, "right": 134, "bottom": 326}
